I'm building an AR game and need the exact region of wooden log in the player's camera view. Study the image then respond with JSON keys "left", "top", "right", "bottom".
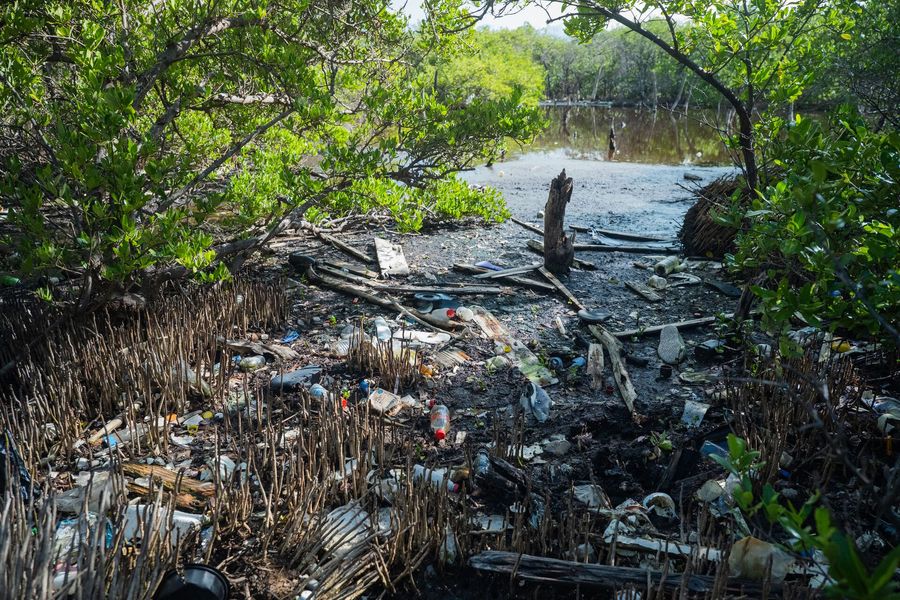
{"left": 625, "top": 281, "right": 662, "bottom": 302}
{"left": 87, "top": 418, "right": 123, "bottom": 445}
{"left": 543, "top": 170, "right": 575, "bottom": 274}
{"left": 589, "top": 325, "right": 637, "bottom": 415}
{"left": 453, "top": 264, "right": 555, "bottom": 292}
{"left": 612, "top": 314, "right": 733, "bottom": 338}
{"left": 473, "top": 263, "right": 541, "bottom": 279}
{"left": 538, "top": 266, "right": 586, "bottom": 311}
{"left": 574, "top": 242, "right": 680, "bottom": 254}
{"left": 570, "top": 225, "right": 671, "bottom": 242}
{"left": 317, "top": 264, "right": 501, "bottom": 294}
{"left": 121, "top": 463, "right": 216, "bottom": 497}
{"left": 307, "top": 268, "right": 461, "bottom": 336}
{"left": 525, "top": 239, "right": 596, "bottom": 270}
{"left": 321, "top": 260, "right": 379, "bottom": 279}
{"left": 469, "top": 551, "right": 774, "bottom": 596}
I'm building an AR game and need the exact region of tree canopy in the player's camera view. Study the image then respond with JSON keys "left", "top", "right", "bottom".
{"left": 0, "top": 0, "right": 542, "bottom": 307}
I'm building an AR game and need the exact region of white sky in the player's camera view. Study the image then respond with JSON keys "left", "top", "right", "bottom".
{"left": 395, "top": 0, "right": 570, "bottom": 31}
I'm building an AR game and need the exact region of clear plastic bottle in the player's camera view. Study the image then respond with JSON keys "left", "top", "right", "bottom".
{"left": 430, "top": 404, "right": 450, "bottom": 441}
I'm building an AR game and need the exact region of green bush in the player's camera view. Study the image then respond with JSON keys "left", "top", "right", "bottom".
{"left": 730, "top": 109, "right": 900, "bottom": 348}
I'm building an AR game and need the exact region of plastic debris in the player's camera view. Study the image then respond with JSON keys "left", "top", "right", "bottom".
{"left": 573, "top": 484, "right": 612, "bottom": 510}
{"left": 647, "top": 275, "right": 668, "bottom": 289}
{"left": 430, "top": 404, "right": 450, "bottom": 441}
{"left": 239, "top": 355, "right": 266, "bottom": 371}
{"left": 642, "top": 492, "right": 677, "bottom": 519}
{"left": 412, "top": 465, "right": 459, "bottom": 492}
{"left": 520, "top": 382, "right": 551, "bottom": 422}
{"left": 728, "top": 536, "right": 793, "bottom": 582}
{"left": 681, "top": 399, "right": 710, "bottom": 427}
{"left": 269, "top": 365, "right": 322, "bottom": 393}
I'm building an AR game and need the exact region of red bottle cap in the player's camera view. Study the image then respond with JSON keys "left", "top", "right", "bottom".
{"left": 446, "top": 308, "right": 456, "bottom": 318}
{"left": 435, "top": 429, "right": 446, "bottom": 441}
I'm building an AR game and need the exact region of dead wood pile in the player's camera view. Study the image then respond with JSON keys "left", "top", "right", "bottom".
{"left": 679, "top": 175, "right": 745, "bottom": 259}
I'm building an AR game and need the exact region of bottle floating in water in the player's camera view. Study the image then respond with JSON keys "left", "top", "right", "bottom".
{"left": 430, "top": 404, "right": 450, "bottom": 441}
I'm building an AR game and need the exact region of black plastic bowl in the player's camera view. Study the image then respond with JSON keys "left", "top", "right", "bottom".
{"left": 154, "top": 564, "right": 230, "bottom": 600}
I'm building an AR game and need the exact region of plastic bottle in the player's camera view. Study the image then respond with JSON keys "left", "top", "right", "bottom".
{"left": 430, "top": 404, "right": 450, "bottom": 441}
{"left": 472, "top": 449, "right": 491, "bottom": 477}
{"left": 412, "top": 464, "right": 458, "bottom": 492}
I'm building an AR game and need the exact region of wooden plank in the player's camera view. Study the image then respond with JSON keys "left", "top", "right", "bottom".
{"left": 587, "top": 343, "right": 604, "bottom": 390}
{"left": 469, "top": 551, "right": 773, "bottom": 596}
{"left": 625, "top": 281, "right": 663, "bottom": 302}
{"left": 374, "top": 237, "right": 410, "bottom": 277}
{"left": 525, "top": 239, "right": 596, "bottom": 270}
{"left": 538, "top": 266, "right": 587, "bottom": 311}
{"left": 453, "top": 264, "right": 555, "bottom": 292}
{"left": 473, "top": 263, "right": 541, "bottom": 279}
{"left": 121, "top": 463, "right": 216, "bottom": 497}
{"left": 589, "top": 325, "right": 637, "bottom": 415}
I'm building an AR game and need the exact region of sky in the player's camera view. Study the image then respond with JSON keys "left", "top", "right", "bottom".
{"left": 394, "top": 0, "right": 572, "bottom": 34}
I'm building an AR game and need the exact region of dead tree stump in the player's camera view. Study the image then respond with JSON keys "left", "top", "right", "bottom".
{"left": 543, "top": 170, "right": 575, "bottom": 275}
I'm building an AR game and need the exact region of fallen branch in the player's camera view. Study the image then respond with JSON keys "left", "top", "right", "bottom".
{"left": 469, "top": 551, "right": 774, "bottom": 596}
{"left": 307, "top": 268, "right": 461, "bottom": 337}
{"left": 589, "top": 325, "right": 637, "bottom": 415}
{"left": 612, "top": 314, "right": 734, "bottom": 338}
{"left": 453, "top": 264, "right": 555, "bottom": 292}
{"left": 473, "top": 263, "right": 541, "bottom": 279}
{"left": 538, "top": 267, "right": 586, "bottom": 312}
{"left": 303, "top": 223, "right": 375, "bottom": 264}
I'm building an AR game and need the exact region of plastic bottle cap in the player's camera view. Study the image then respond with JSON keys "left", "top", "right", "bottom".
{"left": 435, "top": 429, "right": 446, "bottom": 441}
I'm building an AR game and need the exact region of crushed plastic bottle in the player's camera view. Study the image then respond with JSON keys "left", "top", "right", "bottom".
{"left": 430, "top": 405, "right": 450, "bottom": 441}
{"left": 521, "top": 382, "right": 551, "bottom": 422}
{"left": 412, "top": 464, "right": 459, "bottom": 492}
{"left": 239, "top": 355, "right": 266, "bottom": 371}
{"left": 373, "top": 317, "right": 392, "bottom": 342}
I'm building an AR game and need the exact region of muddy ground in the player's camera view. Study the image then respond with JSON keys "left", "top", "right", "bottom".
{"left": 240, "top": 157, "right": 761, "bottom": 596}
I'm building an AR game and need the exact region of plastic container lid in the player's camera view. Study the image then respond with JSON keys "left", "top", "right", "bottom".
{"left": 434, "top": 429, "right": 446, "bottom": 441}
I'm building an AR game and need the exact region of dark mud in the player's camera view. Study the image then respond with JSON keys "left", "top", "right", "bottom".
{"left": 249, "top": 156, "right": 751, "bottom": 596}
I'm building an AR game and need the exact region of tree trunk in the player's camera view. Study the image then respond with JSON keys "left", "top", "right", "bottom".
{"left": 543, "top": 170, "right": 575, "bottom": 275}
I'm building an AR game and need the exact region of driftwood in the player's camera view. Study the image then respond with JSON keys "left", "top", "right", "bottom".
{"left": 307, "top": 268, "right": 461, "bottom": 336}
{"left": 612, "top": 314, "right": 735, "bottom": 338}
{"left": 543, "top": 170, "right": 575, "bottom": 274}
{"left": 570, "top": 225, "right": 670, "bottom": 242}
{"left": 469, "top": 551, "right": 775, "bottom": 596}
{"left": 121, "top": 463, "right": 216, "bottom": 497}
{"left": 574, "top": 242, "right": 679, "bottom": 254}
{"left": 473, "top": 263, "right": 541, "bottom": 279}
{"left": 625, "top": 281, "right": 663, "bottom": 302}
{"left": 538, "top": 267, "right": 586, "bottom": 311}
{"left": 587, "top": 343, "right": 604, "bottom": 390}
{"left": 509, "top": 217, "right": 544, "bottom": 236}
{"left": 304, "top": 224, "right": 375, "bottom": 264}
{"left": 321, "top": 260, "right": 379, "bottom": 279}
{"left": 453, "top": 264, "right": 555, "bottom": 292}
{"left": 589, "top": 325, "right": 637, "bottom": 415}
{"left": 525, "top": 239, "right": 597, "bottom": 270}
{"left": 316, "top": 264, "right": 501, "bottom": 295}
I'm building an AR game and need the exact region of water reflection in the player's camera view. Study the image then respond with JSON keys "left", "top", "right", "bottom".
{"left": 517, "top": 106, "right": 736, "bottom": 166}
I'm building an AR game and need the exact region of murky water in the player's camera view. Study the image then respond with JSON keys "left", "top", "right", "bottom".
{"left": 515, "top": 106, "right": 734, "bottom": 166}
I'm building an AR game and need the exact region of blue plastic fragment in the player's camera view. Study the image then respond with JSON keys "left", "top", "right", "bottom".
{"left": 571, "top": 357, "right": 586, "bottom": 368}
{"left": 281, "top": 330, "right": 300, "bottom": 344}
{"left": 474, "top": 261, "right": 503, "bottom": 271}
